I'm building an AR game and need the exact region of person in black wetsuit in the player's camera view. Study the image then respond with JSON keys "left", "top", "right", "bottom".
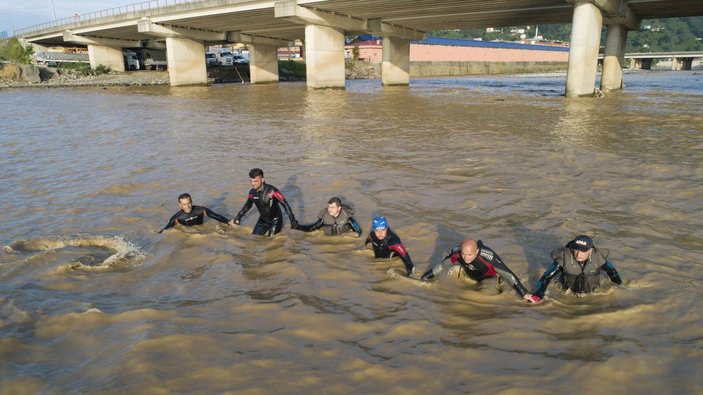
{"left": 421, "top": 238, "right": 540, "bottom": 303}
{"left": 532, "top": 235, "right": 622, "bottom": 302}
{"left": 230, "top": 168, "right": 298, "bottom": 236}
{"left": 159, "top": 193, "right": 231, "bottom": 233}
{"left": 364, "top": 216, "right": 415, "bottom": 276}
{"left": 294, "top": 197, "right": 362, "bottom": 237}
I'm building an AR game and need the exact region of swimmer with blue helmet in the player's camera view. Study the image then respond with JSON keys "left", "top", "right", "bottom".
{"left": 364, "top": 216, "right": 415, "bottom": 276}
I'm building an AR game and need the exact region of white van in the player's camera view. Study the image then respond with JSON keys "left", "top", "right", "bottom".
{"left": 215, "top": 48, "right": 234, "bottom": 66}
{"left": 205, "top": 51, "right": 218, "bottom": 66}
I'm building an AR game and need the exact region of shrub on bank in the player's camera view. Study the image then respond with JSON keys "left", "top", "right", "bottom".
{"left": 279, "top": 60, "right": 306, "bottom": 79}
{"left": 0, "top": 38, "right": 34, "bottom": 64}
{"left": 58, "top": 62, "right": 111, "bottom": 76}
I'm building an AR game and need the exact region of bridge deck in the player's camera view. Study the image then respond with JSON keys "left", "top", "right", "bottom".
{"left": 17, "top": 0, "right": 703, "bottom": 47}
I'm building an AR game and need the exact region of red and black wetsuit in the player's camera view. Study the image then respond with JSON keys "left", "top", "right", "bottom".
{"left": 233, "top": 183, "right": 297, "bottom": 236}
{"left": 159, "top": 205, "right": 229, "bottom": 233}
{"left": 365, "top": 228, "right": 415, "bottom": 276}
{"left": 421, "top": 240, "right": 530, "bottom": 297}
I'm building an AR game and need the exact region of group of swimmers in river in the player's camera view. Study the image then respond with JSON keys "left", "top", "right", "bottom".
{"left": 160, "top": 168, "right": 623, "bottom": 304}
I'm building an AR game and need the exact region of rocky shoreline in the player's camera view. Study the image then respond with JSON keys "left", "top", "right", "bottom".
{"left": 0, "top": 66, "right": 171, "bottom": 89}
{"left": 0, "top": 60, "right": 382, "bottom": 89}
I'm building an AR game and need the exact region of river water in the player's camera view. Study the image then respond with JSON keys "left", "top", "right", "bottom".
{"left": 1, "top": 71, "right": 702, "bottom": 394}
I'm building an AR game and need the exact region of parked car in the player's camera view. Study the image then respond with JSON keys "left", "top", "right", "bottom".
{"left": 205, "top": 51, "right": 218, "bottom": 66}
{"left": 232, "top": 53, "right": 249, "bottom": 64}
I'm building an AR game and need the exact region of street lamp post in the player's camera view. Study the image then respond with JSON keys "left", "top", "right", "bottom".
{"left": 51, "top": 0, "right": 57, "bottom": 21}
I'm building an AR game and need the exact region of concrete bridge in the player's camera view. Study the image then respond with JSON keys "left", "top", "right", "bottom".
{"left": 626, "top": 51, "right": 703, "bottom": 70}
{"left": 597, "top": 51, "right": 703, "bottom": 70}
{"left": 15, "top": 0, "right": 703, "bottom": 97}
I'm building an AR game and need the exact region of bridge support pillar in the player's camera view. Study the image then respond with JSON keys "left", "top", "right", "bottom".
{"left": 382, "top": 37, "right": 410, "bottom": 86}
{"left": 565, "top": 1, "right": 603, "bottom": 98}
{"left": 681, "top": 58, "right": 693, "bottom": 70}
{"left": 87, "top": 45, "right": 125, "bottom": 72}
{"left": 601, "top": 23, "right": 628, "bottom": 92}
{"left": 304, "top": 24, "right": 345, "bottom": 89}
{"left": 670, "top": 57, "right": 693, "bottom": 71}
{"left": 249, "top": 44, "right": 279, "bottom": 84}
{"left": 165, "top": 37, "right": 207, "bottom": 86}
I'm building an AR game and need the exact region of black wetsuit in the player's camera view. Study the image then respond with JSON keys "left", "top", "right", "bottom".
{"left": 421, "top": 240, "right": 530, "bottom": 297}
{"left": 365, "top": 229, "right": 414, "bottom": 276}
{"left": 159, "top": 205, "right": 229, "bottom": 233}
{"left": 296, "top": 205, "right": 362, "bottom": 236}
{"left": 233, "top": 183, "right": 297, "bottom": 236}
{"left": 534, "top": 247, "right": 622, "bottom": 298}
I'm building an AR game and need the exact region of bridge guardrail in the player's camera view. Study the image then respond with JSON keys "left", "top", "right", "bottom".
{"left": 14, "top": 0, "right": 201, "bottom": 37}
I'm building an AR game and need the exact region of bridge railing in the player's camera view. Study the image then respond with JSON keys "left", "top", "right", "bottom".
{"left": 14, "top": 0, "right": 201, "bottom": 36}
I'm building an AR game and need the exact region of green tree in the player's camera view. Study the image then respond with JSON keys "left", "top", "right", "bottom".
{"left": 0, "top": 38, "right": 34, "bottom": 64}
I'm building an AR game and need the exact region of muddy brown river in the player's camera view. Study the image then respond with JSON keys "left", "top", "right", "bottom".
{"left": 1, "top": 71, "right": 702, "bottom": 394}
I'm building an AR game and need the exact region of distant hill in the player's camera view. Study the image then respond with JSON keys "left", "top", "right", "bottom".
{"left": 432, "top": 16, "right": 703, "bottom": 52}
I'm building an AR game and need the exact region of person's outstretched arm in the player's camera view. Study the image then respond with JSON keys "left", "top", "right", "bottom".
{"left": 203, "top": 207, "right": 230, "bottom": 224}
{"left": 388, "top": 242, "right": 414, "bottom": 276}
{"left": 272, "top": 191, "right": 298, "bottom": 228}
{"left": 158, "top": 213, "right": 179, "bottom": 233}
{"left": 488, "top": 255, "right": 535, "bottom": 301}
{"left": 295, "top": 218, "right": 323, "bottom": 232}
{"left": 420, "top": 246, "right": 460, "bottom": 281}
{"left": 348, "top": 217, "right": 362, "bottom": 236}
{"left": 533, "top": 261, "right": 561, "bottom": 299}
{"left": 601, "top": 261, "right": 622, "bottom": 285}
{"left": 232, "top": 193, "right": 255, "bottom": 225}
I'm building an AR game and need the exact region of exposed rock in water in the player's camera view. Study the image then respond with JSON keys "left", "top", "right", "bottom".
{"left": 20, "top": 64, "right": 41, "bottom": 83}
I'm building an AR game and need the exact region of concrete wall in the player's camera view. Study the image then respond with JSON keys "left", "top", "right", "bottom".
{"left": 410, "top": 61, "right": 567, "bottom": 77}
{"left": 346, "top": 42, "right": 569, "bottom": 64}
{"left": 410, "top": 44, "right": 569, "bottom": 62}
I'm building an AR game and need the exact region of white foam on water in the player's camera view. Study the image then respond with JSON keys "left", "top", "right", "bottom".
{"left": 4, "top": 235, "right": 146, "bottom": 272}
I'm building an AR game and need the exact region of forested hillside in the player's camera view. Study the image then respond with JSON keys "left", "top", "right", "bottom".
{"left": 432, "top": 16, "right": 703, "bottom": 52}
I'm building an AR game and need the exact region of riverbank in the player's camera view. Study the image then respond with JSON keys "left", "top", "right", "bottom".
{"left": 1, "top": 60, "right": 563, "bottom": 89}
{"left": 0, "top": 67, "right": 170, "bottom": 89}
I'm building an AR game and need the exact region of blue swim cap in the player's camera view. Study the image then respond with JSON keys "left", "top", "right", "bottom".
{"left": 372, "top": 216, "right": 388, "bottom": 230}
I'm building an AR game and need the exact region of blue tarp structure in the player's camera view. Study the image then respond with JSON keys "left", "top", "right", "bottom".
{"left": 414, "top": 37, "right": 570, "bottom": 52}
{"left": 347, "top": 35, "right": 569, "bottom": 52}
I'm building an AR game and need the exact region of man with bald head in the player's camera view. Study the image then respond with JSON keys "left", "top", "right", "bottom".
{"left": 421, "top": 238, "right": 540, "bottom": 303}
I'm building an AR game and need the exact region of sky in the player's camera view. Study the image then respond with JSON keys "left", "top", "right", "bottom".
{"left": 1, "top": 1, "right": 140, "bottom": 37}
